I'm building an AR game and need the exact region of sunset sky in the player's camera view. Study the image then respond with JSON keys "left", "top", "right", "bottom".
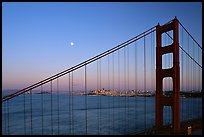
{"left": 2, "top": 2, "right": 202, "bottom": 92}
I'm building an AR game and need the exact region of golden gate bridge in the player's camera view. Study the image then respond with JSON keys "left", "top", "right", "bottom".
{"left": 2, "top": 17, "right": 202, "bottom": 135}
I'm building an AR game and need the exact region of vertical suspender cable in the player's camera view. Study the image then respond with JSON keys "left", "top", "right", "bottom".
{"left": 69, "top": 73, "right": 71, "bottom": 134}
{"left": 57, "top": 78, "right": 59, "bottom": 135}
{"left": 194, "top": 44, "right": 197, "bottom": 119}
{"left": 186, "top": 52, "right": 188, "bottom": 121}
{"left": 108, "top": 55, "right": 110, "bottom": 135}
{"left": 151, "top": 30, "right": 154, "bottom": 128}
{"left": 190, "top": 41, "right": 192, "bottom": 121}
{"left": 50, "top": 80, "right": 53, "bottom": 135}
{"left": 196, "top": 45, "right": 199, "bottom": 119}
{"left": 118, "top": 49, "right": 120, "bottom": 133}
{"left": 194, "top": 46, "right": 199, "bottom": 118}
{"left": 185, "top": 37, "right": 188, "bottom": 121}
{"left": 196, "top": 47, "right": 198, "bottom": 118}
{"left": 144, "top": 35, "right": 146, "bottom": 132}
{"left": 192, "top": 41, "right": 194, "bottom": 119}
{"left": 30, "top": 90, "right": 32, "bottom": 135}
{"left": 112, "top": 53, "right": 114, "bottom": 135}
{"left": 85, "top": 65, "right": 88, "bottom": 135}
{"left": 24, "top": 92, "right": 26, "bottom": 135}
{"left": 127, "top": 45, "right": 129, "bottom": 132}
{"left": 198, "top": 44, "right": 200, "bottom": 118}
{"left": 41, "top": 83, "right": 44, "bottom": 135}
{"left": 181, "top": 27, "right": 184, "bottom": 122}
{"left": 187, "top": 35, "right": 189, "bottom": 121}
{"left": 150, "top": 30, "right": 152, "bottom": 128}
{"left": 124, "top": 46, "right": 126, "bottom": 134}
{"left": 97, "top": 60, "right": 100, "bottom": 133}
{"left": 198, "top": 43, "right": 200, "bottom": 118}
{"left": 153, "top": 31, "right": 155, "bottom": 128}
{"left": 97, "top": 59, "right": 102, "bottom": 134}
{"left": 97, "top": 60, "right": 100, "bottom": 134}
{"left": 135, "top": 41, "right": 137, "bottom": 130}
{"left": 196, "top": 45, "right": 198, "bottom": 119}
{"left": 169, "top": 33, "right": 171, "bottom": 125}
{"left": 189, "top": 37, "right": 191, "bottom": 121}
{"left": 154, "top": 31, "right": 156, "bottom": 130}
{"left": 99, "top": 59, "right": 102, "bottom": 134}
{"left": 72, "top": 72, "right": 74, "bottom": 134}
{"left": 197, "top": 46, "right": 199, "bottom": 117}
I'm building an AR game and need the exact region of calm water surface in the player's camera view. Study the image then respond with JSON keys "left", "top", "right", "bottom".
{"left": 2, "top": 94, "right": 202, "bottom": 135}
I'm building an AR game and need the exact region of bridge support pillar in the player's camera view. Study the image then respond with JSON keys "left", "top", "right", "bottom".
{"left": 156, "top": 17, "right": 180, "bottom": 134}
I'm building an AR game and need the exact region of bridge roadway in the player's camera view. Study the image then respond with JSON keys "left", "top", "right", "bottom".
{"left": 129, "top": 117, "right": 202, "bottom": 135}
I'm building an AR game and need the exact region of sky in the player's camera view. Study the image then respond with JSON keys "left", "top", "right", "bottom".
{"left": 2, "top": 2, "right": 202, "bottom": 91}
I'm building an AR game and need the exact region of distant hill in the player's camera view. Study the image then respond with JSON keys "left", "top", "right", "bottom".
{"left": 2, "top": 89, "right": 83, "bottom": 99}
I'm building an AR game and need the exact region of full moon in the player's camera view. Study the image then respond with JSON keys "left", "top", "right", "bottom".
{"left": 70, "top": 42, "right": 74, "bottom": 46}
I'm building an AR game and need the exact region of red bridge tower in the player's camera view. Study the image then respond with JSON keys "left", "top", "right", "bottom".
{"left": 156, "top": 17, "right": 180, "bottom": 133}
